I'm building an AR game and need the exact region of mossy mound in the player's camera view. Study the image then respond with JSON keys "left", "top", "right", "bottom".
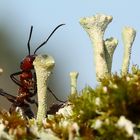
{"left": 1, "top": 66, "right": 140, "bottom": 140}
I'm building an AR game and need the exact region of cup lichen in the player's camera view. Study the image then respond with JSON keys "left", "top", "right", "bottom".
{"left": 33, "top": 54, "right": 55, "bottom": 124}
{"left": 79, "top": 14, "right": 114, "bottom": 80}
{"left": 0, "top": 68, "right": 3, "bottom": 75}
{"left": 121, "top": 27, "right": 136, "bottom": 75}
{"left": 70, "top": 72, "right": 79, "bottom": 94}
{"left": 104, "top": 37, "right": 118, "bottom": 73}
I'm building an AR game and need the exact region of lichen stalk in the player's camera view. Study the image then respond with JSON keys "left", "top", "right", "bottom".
{"left": 104, "top": 37, "right": 118, "bottom": 73}
{"left": 0, "top": 68, "right": 3, "bottom": 75}
{"left": 33, "top": 55, "right": 55, "bottom": 124}
{"left": 70, "top": 72, "right": 79, "bottom": 94}
{"left": 79, "top": 14, "right": 113, "bottom": 80}
{"left": 121, "top": 27, "right": 136, "bottom": 75}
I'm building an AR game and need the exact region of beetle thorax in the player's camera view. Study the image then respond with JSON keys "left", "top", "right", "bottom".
{"left": 20, "top": 55, "right": 36, "bottom": 71}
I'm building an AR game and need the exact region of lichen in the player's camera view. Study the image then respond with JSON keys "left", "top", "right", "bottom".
{"left": 33, "top": 54, "right": 55, "bottom": 125}
{"left": 121, "top": 27, "right": 136, "bottom": 75}
{"left": 1, "top": 66, "right": 140, "bottom": 139}
{"left": 0, "top": 68, "right": 3, "bottom": 75}
{"left": 70, "top": 72, "right": 79, "bottom": 94}
{"left": 79, "top": 14, "right": 114, "bottom": 80}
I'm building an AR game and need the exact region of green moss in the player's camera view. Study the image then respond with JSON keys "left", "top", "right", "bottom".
{"left": 67, "top": 66, "right": 140, "bottom": 139}
{"left": 0, "top": 110, "right": 36, "bottom": 140}
{"left": 1, "top": 66, "right": 140, "bottom": 139}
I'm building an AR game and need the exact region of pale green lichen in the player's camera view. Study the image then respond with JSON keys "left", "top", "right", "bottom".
{"left": 0, "top": 68, "right": 3, "bottom": 75}
{"left": 33, "top": 54, "right": 55, "bottom": 124}
{"left": 79, "top": 14, "right": 113, "bottom": 80}
{"left": 104, "top": 37, "right": 118, "bottom": 73}
{"left": 70, "top": 72, "right": 79, "bottom": 94}
{"left": 121, "top": 27, "right": 136, "bottom": 75}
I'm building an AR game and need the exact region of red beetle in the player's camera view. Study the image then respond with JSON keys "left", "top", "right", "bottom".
{"left": 0, "top": 24, "right": 65, "bottom": 118}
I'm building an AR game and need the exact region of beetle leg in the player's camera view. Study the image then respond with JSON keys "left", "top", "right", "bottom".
{"left": 26, "top": 98, "right": 38, "bottom": 107}
{"left": 10, "top": 71, "right": 23, "bottom": 87}
{"left": 0, "top": 88, "right": 16, "bottom": 103}
{"left": 47, "top": 87, "right": 66, "bottom": 103}
{"left": 33, "top": 72, "right": 37, "bottom": 96}
{"left": 9, "top": 102, "right": 34, "bottom": 119}
{"left": 33, "top": 71, "right": 65, "bottom": 103}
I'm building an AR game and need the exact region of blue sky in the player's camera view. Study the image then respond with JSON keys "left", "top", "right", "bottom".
{"left": 0, "top": 0, "right": 140, "bottom": 103}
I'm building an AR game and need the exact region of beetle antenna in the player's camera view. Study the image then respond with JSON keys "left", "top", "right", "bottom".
{"left": 47, "top": 87, "right": 66, "bottom": 103}
{"left": 34, "top": 24, "right": 65, "bottom": 54}
{"left": 27, "top": 26, "right": 33, "bottom": 56}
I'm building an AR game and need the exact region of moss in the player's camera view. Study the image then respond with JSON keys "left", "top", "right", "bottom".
{"left": 67, "top": 66, "right": 140, "bottom": 139}
{"left": 0, "top": 110, "right": 37, "bottom": 140}
{"left": 1, "top": 66, "right": 140, "bottom": 139}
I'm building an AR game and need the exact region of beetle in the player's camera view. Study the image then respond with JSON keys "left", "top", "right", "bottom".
{"left": 0, "top": 24, "right": 65, "bottom": 118}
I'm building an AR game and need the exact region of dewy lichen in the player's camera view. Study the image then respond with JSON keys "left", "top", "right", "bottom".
{"left": 121, "top": 27, "right": 136, "bottom": 75}
{"left": 79, "top": 14, "right": 114, "bottom": 80}
{"left": 70, "top": 72, "right": 79, "bottom": 94}
{"left": 104, "top": 37, "right": 118, "bottom": 73}
{"left": 79, "top": 14, "right": 136, "bottom": 80}
{"left": 0, "top": 68, "right": 3, "bottom": 75}
{"left": 33, "top": 54, "right": 55, "bottom": 124}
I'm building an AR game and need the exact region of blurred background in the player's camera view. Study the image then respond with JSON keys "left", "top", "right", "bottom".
{"left": 0, "top": 0, "right": 140, "bottom": 113}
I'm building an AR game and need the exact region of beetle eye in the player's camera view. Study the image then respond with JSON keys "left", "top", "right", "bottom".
{"left": 20, "top": 61, "right": 22, "bottom": 65}
{"left": 20, "top": 61, "right": 23, "bottom": 67}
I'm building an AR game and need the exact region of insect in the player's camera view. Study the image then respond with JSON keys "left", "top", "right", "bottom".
{"left": 0, "top": 24, "right": 65, "bottom": 118}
